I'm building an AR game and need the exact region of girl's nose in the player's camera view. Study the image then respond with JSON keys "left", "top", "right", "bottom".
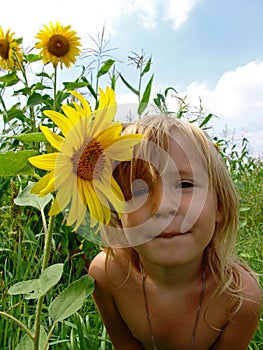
{"left": 154, "top": 208, "right": 176, "bottom": 218}
{"left": 152, "top": 188, "right": 179, "bottom": 218}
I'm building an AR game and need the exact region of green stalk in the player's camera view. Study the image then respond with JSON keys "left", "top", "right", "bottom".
{"left": 53, "top": 66, "right": 57, "bottom": 111}
{"left": 0, "top": 311, "right": 34, "bottom": 340}
{"left": 33, "top": 214, "right": 55, "bottom": 350}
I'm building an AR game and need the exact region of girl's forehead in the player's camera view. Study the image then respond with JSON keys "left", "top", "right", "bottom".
{"left": 164, "top": 131, "right": 205, "bottom": 168}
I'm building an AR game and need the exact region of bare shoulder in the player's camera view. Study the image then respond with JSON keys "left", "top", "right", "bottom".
{"left": 236, "top": 262, "right": 262, "bottom": 303}
{"left": 210, "top": 263, "right": 262, "bottom": 349}
{"left": 88, "top": 249, "right": 131, "bottom": 288}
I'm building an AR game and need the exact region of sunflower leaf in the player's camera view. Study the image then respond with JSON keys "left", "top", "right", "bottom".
{"left": 14, "top": 181, "right": 53, "bottom": 211}
{"left": 15, "top": 326, "right": 47, "bottom": 350}
{"left": 8, "top": 279, "right": 40, "bottom": 295}
{"left": 0, "top": 150, "right": 38, "bottom": 176}
{"left": 0, "top": 132, "right": 47, "bottom": 143}
{"left": 49, "top": 275, "right": 94, "bottom": 322}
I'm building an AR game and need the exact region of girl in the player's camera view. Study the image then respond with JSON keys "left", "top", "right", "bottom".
{"left": 89, "top": 115, "right": 262, "bottom": 350}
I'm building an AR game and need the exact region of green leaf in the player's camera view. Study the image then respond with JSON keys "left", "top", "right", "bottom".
{"left": 0, "top": 132, "right": 47, "bottom": 143}
{"left": 0, "top": 71, "right": 19, "bottom": 86}
{"left": 26, "top": 264, "right": 64, "bottom": 299}
{"left": 138, "top": 74, "right": 154, "bottom": 116}
{"left": 9, "top": 264, "right": 63, "bottom": 299}
{"left": 25, "top": 53, "right": 42, "bottom": 63}
{"left": 81, "top": 77, "right": 97, "bottom": 100}
{"left": 119, "top": 73, "right": 139, "bottom": 96}
{"left": 199, "top": 113, "right": 214, "bottom": 128}
{"left": 14, "top": 181, "right": 53, "bottom": 211}
{"left": 97, "top": 59, "right": 115, "bottom": 78}
{"left": 15, "top": 326, "right": 47, "bottom": 350}
{"left": 27, "top": 92, "right": 43, "bottom": 107}
{"left": 141, "top": 57, "right": 152, "bottom": 77}
{"left": 0, "top": 150, "right": 38, "bottom": 176}
{"left": 164, "top": 87, "right": 178, "bottom": 97}
{"left": 49, "top": 275, "right": 94, "bottom": 322}
{"left": 39, "top": 264, "right": 63, "bottom": 294}
{"left": 8, "top": 279, "right": 39, "bottom": 295}
{"left": 63, "top": 81, "right": 90, "bottom": 90}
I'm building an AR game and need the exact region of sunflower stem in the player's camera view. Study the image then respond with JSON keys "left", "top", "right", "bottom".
{"left": 33, "top": 214, "right": 55, "bottom": 350}
{"left": 17, "top": 55, "right": 37, "bottom": 139}
{"left": 53, "top": 66, "right": 57, "bottom": 111}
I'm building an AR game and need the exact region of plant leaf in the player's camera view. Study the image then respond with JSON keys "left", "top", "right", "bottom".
{"left": 8, "top": 279, "right": 39, "bottom": 295}
{"left": 119, "top": 73, "right": 139, "bottom": 96}
{"left": 199, "top": 113, "right": 214, "bottom": 128}
{"left": 0, "top": 150, "right": 38, "bottom": 176}
{"left": 138, "top": 74, "right": 154, "bottom": 116}
{"left": 0, "top": 132, "right": 47, "bottom": 143}
{"left": 97, "top": 59, "right": 115, "bottom": 78}
{"left": 49, "top": 275, "right": 94, "bottom": 322}
{"left": 15, "top": 326, "right": 47, "bottom": 350}
{"left": 141, "top": 57, "right": 152, "bottom": 77}
{"left": 39, "top": 264, "right": 64, "bottom": 294}
{"left": 14, "top": 181, "right": 53, "bottom": 211}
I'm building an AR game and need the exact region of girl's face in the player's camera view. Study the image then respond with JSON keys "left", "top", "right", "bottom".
{"left": 120, "top": 131, "right": 221, "bottom": 266}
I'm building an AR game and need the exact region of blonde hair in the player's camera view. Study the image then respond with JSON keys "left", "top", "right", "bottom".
{"left": 103, "top": 115, "right": 256, "bottom": 322}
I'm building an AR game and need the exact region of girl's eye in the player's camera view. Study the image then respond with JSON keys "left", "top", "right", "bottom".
{"left": 131, "top": 179, "right": 150, "bottom": 197}
{"left": 132, "top": 187, "right": 149, "bottom": 197}
{"left": 176, "top": 181, "right": 193, "bottom": 189}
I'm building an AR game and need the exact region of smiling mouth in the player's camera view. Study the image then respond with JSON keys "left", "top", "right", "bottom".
{"left": 156, "top": 232, "right": 187, "bottom": 238}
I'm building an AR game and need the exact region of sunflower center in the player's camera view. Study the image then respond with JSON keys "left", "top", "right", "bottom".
{"left": 71, "top": 139, "right": 106, "bottom": 181}
{"left": 0, "top": 39, "right": 10, "bottom": 59}
{"left": 48, "top": 34, "right": 70, "bottom": 57}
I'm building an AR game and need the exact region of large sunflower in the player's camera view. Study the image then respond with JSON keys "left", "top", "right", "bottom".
{"left": 29, "top": 87, "right": 142, "bottom": 230}
{"left": 35, "top": 22, "right": 81, "bottom": 69}
{"left": 0, "top": 26, "right": 23, "bottom": 71}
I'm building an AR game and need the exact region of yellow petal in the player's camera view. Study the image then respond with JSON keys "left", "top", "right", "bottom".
{"left": 53, "top": 165, "right": 74, "bottom": 190}
{"left": 49, "top": 197, "right": 61, "bottom": 216}
{"left": 105, "top": 134, "right": 143, "bottom": 161}
{"left": 29, "top": 153, "right": 58, "bottom": 171}
{"left": 96, "top": 123, "right": 122, "bottom": 148}
{"left": 94, "top": 179, "right": 125, "bottom": 214}
{"left": 44, "top": 110, "right": 73, "bottom": 136}
{"left": 84, "top": 181, "right": 108, "bottom": 227}
{"left": 31, "top": 172, "right": 55, "bottom": 196}
{"left": 62, "top": 104, "right": 82, "bottom": 125}
{"left": 66, "top": 181, "right": 86, "bottom": 230}
{"left": 52, "top": 179, "right": 73, "bottom": 213}
{"left": 68, "top": 90, "right": 92, "bottom": 116}
{"left": 92, "top": 105, "right": 117, "bottom": 136}
{"left": 40, "top": 125, "right": 63, "bottom": 150}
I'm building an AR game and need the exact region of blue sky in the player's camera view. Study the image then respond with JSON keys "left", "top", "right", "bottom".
{"left": 1, "top": 0, "right": 263, "bottom": 155}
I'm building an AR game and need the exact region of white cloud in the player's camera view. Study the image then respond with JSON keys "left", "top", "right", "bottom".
{"left": 164, "top": 0, "right": 200, "bottom": 29}
{"left": 166, "top": 61, "right": 263, "bottom": 155}
{"left": 2, "top": 0, "right": 197, "bottom": 48}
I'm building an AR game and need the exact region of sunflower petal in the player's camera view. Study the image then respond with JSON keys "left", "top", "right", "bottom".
{"left": 44, "top": 110, "right": 73, "bottom": 136}
{"left": 96, "top": 123, "right": 122, "bottom": 148}
{"left": 66, "top": 181, "right": 86, "bottom": 230}
{"left": 105, "top": 134, "right": 143, "bottom": 161}
{"left": 69, "top": 90, "right": 92, "bottom": 116}
{"left": 40, "top": 125, "right": 63, "bottom": 150}
{"left": 31, "top": 172, "right": 55, "bottom": 196}
{"left": 62, "top": 104, "right": 83, "bottom": 125}
{"left": 29, "top": 153, "right": 58, "bottom": 171}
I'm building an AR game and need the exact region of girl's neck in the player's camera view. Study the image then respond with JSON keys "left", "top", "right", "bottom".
{"left": 138, "top": 253, "right": 205, "bottom": 290}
